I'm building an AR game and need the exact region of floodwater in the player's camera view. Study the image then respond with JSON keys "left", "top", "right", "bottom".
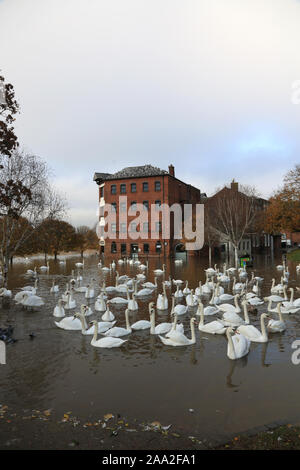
{"left": 1, "top": 253, "right": 300, "bottom": 443}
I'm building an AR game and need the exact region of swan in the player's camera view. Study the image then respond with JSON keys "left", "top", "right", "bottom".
{"left": 174, "top": 284, "right": 184, "bottom": 299}
{"left": 85, "top": 280, "right": 95, "bottom": 299}
{"left": 134, "top": 281, "right": 154, "bottom": 297}
{"left": 218, "top": 295, "right": 241, "bottom": 314}
{"left": 282, "top": 288, "right": 300, "bottom": 310}
{"left": 104, "top": 309, "right": 132, "bottom": 337}
{"left": 196, "top": 301, "right": 219, "bottom": 316}
{"left": 186, "top": 289, "right": 198, "bottom": 307}
{"left": 171, "top": 296, "right": 188, "bottom": 316}
{"left": 237, "top": 313, "right": 270, "bottom": 343}
{"left": 159, "top": 317, "right": 196, "bottom": 346}
{"left": 127, "top": 292, "right": 138, "bottom": 311}
{"left": 197, "top": 302, "right": 226, "bottom": 335}
{"left": 14, "top": 290, "right": 34, "bottom": 304}
{"left": 172, "top": 278, "right": 184, "bottom": 286}
{"left": 156, "top": 284, "right": 168, "bottom": 310}
{"left": 21, "top": 279, "right": 38, "bottom": 294}
{"left": 205, "top": 265, "right": 217, "bottom": 277}
{"left": 138, "top": 261, "right": 148, "bottom": 270}
{"left": 232, "top": 278, "right": 244, "bottom": 293}
{"left": 21, "top": 293, "right": 44, "bottom": 308}
{"left": 267, "top": 303, "right": 286, "bottom": 333}
{"left": 163, "top": 276, "right": 172, "bottom": 288}
{"left": 64, "top": 289, "right": 76, "bottom": 310}
{"left": 202, "top": 275, "right": 212, "bottom": 294}
{"left": 75, "top": 261, "right": 84, "bottom": 268}
{"left": 131, "top": 318, "right": 151, "bottom": 330}
{"left": 53, "top": 299, "right": 65, "bottom": 317}
{"left": 153, "top": 264, "right": 165, "bottom": 275}
{"left": 90, "top": 320, "right": 127, "bottom": 348}
{"left": 95, "top": 293, "right": 106, "bottom": 312}
{"left": 182, "top": 281, "right": 191, "bottom": 295}
{"left": 246, "top": 296, "right": 264, "bottom": 306}
{"left": 0, "top": 288, "right": 12, "bottom": 298}
{"left": 149, "top": 302, "right": 183, "bottom": 335}
{"left": 39, "top": 262, "right": 49, "bottom": 272}
{"left": 75, "top": 313, "right": 116, "bottom": 334}
{"left": 195, "top": 281, "right": 203, "bottom": 296}
{"left": 109, "top": 296, "right": 129, "bottom": 305}
{"left": 226, "top": 327, "right": 250, "bottom": 360}
{"left": 220, "top": 299, "right": 250, "bottom": 327}
{"left": 101, "top": 302, "right": 115, "bottom": 322}
{"left": 142, "top": 277, "right": 158, "bottom": 289}
{"left": 26, "top": 267, "right": 37, "bottom": 277}
{"left": 55, "top": 305, "right": 86, "bottom": 330}
{"left": 165, "top": 313, "right": 184, "bottom": 339}
{"left": 62, "top": 282, "right": 70, "bottom": 301}
{"left": 50, "top": 280, "right": 59, "bottom": 293}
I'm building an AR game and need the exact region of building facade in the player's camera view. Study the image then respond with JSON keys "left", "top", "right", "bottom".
{"left": 93, "top": 164, "right": 201, "bottom": 257}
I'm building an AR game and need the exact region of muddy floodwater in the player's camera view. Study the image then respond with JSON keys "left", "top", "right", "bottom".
{"left": 1, "top": 253, "right": 300, "bottom": 445}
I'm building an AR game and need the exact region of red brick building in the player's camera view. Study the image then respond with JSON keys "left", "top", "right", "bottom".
{"left": 93, "top": 164, "right": 201, "bottom": 256}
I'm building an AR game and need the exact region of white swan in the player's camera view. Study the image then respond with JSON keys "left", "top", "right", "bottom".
{"left": 182, "top": 281, "right": 191, "bottom": 295}
{"left": 95, "top": 293, "right": 106, "bottom": 312}
{"left": 85, "top": 280, "right": 95, "bottom": 299}
{"left": 64, "top": 289, "right": 76, "bottom": 310}
{"left": 156, "top": 284, "right": 168, "bottom": 310}
{"left": 237, "top": 313, "right": 270, "bottom": 343}
{"left": 142, "top": 277, "right": 158, "bottom": 289}
{"left": 220, "top": 300, "right": 250, "bottom": 327}
{"left": 109, "top": 296, "right": 129, "bottom": 305}
{"left": 171, "top": 296, "right": 188, "bottom": 315}
{"left": 21, "top": 279, "right": 38, "bottom": 294}
{"left": 101, "top": 302, "right": 115, "bottom": 322}
{"left": 127, "top": 291, "right": 138, "bottom": 311}
{"left": 149, "top": 302, "right": 183, "bottom": 335}
{"left": 153, "top": 264, "right": 165, "bottom": 275}
{"left": 21, "top": 293, "right": 44, "bottom": 308}
{"left": 226, "top": 327, "right": 250, "bottom": 360}
{"left": 218, "top": 295, "right": 241, "bottom": 314}
{"left": 55, "top": 305, "right": 86, "bottom": 330}
{"left": 90, "top": 320, "right": 128, "bottom": 348}
{"left": 75, "top": 312, "right": 116, "bottom": 334}
{"left": 53, "top": 299, "right": 65, "bottom": 317}
{"left": 40, "top": 262, "right": 49, "bottom": 272}
{"left": 174, "top": 284, "right": 184, "bottom": 299}
{"left": 159, "top": 317, "right": 196, "bottom": 346}
{"left": 197, "top": 302, "right": 226, "bottom": 335}
{"left": 195, "top": 281, "right": 203, "bottom": 296}
{"left": 267, "top": 303, "right": 286, "bottom": 333}
{"left": 196, "top": 301, "right": 219, "bottom": 316}
{"left": 104, "top": 309, "right": 132, "bottom": 337}
{"left": 185, "top": 289, "right": 198, "bottom": 307}
{"left": 50, "top": 280, "right": 59, "bottom": 293}
{"left": 0, "top": 288, "right": 12, "bottom": 298}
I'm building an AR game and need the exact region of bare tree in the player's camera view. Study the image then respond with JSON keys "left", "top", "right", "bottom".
{"left": 207, "top": 184, "right": 261, "bottom": 267}
{"left": 0, "top": 149, "right": 66, "bottom": 286}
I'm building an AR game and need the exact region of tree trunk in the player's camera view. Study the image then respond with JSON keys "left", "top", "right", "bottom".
{"left": 208, "top": 245, "right": 212, "bottom": 267}
{"left": 234, "top": 245, "right": 239, "bottom": 268}
{"left": 3, "top": 252, "right": 10, "bottom": 288}
{"left": 81, "top": 250, "right": 84, "bottom": 257}
{"left": 10, "top": 256, "right": 13, "bottom": 266}
{"left": 54, "top": 251, "right": 58, "bottom": 260}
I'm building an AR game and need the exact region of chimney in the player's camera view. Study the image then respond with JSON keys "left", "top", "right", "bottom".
{"left": 231, "top": 179, "right": 238, "bottom": 192}
{"left": 168, "top": 164, "right": 175, "bottom": 177}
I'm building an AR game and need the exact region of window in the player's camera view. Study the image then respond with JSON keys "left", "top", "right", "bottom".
{"left": 155, "top": 200, "right": 161, "bottom": 210}
{"left": 120, "top": 223, "right": 127, "bottom": 233}
{"left": 143, "top": 222, "right": 149, "bottom": 233}
{"left": 144, "top": 243, "right": 149, "bottom": 253}
{"left": 143, "top": 201, "right": 149, "bottom": 211}
{"left": 155, "top": 181, "right": 161, "bottom": 191}
{"left": 100, "top": 187, "right": 104, "bottom": 197}
{"left": 111, "top": 242, "right": 117, "bottom": 253}
{"left": 111, "top": 223, "right": 117, "bottom": 233}
{"left": 121, "top": 244, "right": 127, "bottom": 254}
{"left": 120, "top": 184, "right": 126, "bottom": 194}
{"left": 155, "top": 222, "right": 161, "bottom": 232}
{"left": 131, "top": 183, "right": 136, "bottom": 193}
{"left": 143, "top": 182, "right": 149, "bottom": 192}
{"left": 130, "top": 201, "right": 137, "bottom": 211}
{"left": 156, "top": 241, "right": 162, "bottom": 253}
{"left": 111, "top": 202, "right": 117, "bottom": 213}
{"left": 129, "top": 222, "right": 137, "bottom": 233}
{"left": 120, "top": 202, "right": 127, "bottom": 212}
{"left": 111, "top": 184, "right": 116, "bottom": 195}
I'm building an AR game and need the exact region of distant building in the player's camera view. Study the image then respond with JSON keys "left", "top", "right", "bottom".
{"left": 93, "top": 164, "right": 201, "bottom": 256}
{"left": 205, "top": 180, "right": 281, "bottom": 259}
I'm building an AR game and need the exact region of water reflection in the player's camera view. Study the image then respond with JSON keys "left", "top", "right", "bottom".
{"left": 1, "top": 253, "right": 300, "bottom": 438}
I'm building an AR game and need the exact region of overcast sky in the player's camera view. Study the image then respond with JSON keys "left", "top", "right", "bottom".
{"left": 1, "top": 0, "right": 300, "bottom": 226}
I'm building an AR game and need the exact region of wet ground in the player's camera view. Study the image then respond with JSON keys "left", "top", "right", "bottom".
{"left": 0, "top": 253, "right": 300, "bottom": 449}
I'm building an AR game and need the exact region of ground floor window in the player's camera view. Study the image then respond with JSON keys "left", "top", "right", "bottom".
{"left": 144, "top": 243, "right": 149, "bottom": 253}
{"left": 131, "top": 244, "right": 139, "bottom": 254}
{"left": 121, "top": 244, "right": 127, "bottom": 254}
{"left": 156, "top": 241, "right": 162, "bottom": 253}
{"left": 111, "top": 242, "right": 117, "bottom": 253}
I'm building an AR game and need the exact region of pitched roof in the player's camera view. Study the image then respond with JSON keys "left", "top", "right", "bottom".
{"left": 93, "top": 165, "right": 169, "bottom": 182}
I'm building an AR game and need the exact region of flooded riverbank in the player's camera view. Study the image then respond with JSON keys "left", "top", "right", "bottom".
{"left": 0, "top": 254, "right": 300, "bottom": 449}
